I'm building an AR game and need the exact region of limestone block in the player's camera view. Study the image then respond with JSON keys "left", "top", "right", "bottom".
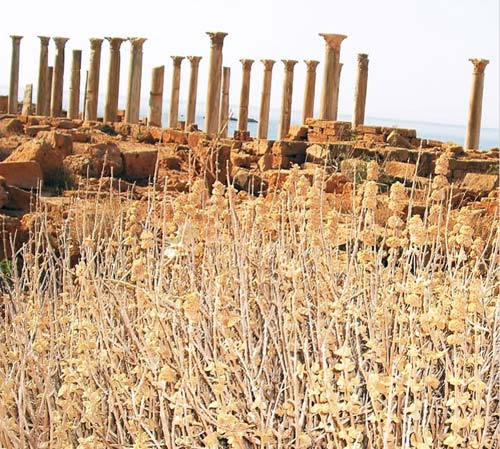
{"left": 0, "top": 161, "right": 43, "bottom": 189}
{"left": 122, "top": 148, "right": 158, "bottom": 180}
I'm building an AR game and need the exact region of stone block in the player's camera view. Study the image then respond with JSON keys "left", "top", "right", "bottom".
{"left": 383, "top": 161, "right": 417, "bottom": 180}
{"left": 272, "top": 140, "right": 307, "bottom": 157}
{"left": 386, "top": 130, "right": 414, "bottom": 149}
{"left": 162, "top": 129, "right": 188, "bottom": 144}
{"left": 0, "top": 161, "right": 43, "bottom": 189}
{"left": 232, "top": 168, "right": 267, "bottom": 195}
{"left": 460, "top": 173, "right": 499, "bottom": 193}
{"left": 38, "top": 130, "right": 73, "bottom": 157}
{"left": 25, "top": 125, "right": 51, "bottom": 137}
{"left": 258, "top": 153, "right": 273, "bottom": 171}
{"left": 253, "top": 139, "right": 274, "bottom": 155}
{"left": 0, "top": 118, "right": 24, "bottom": 135}
{"left": 287, "top": 125, "right": 308, "bottom": 140}
{"left": 122, "top": 148, "right": 158, "bottom": 180}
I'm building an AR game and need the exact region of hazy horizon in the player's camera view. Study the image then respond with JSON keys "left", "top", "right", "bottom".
{"left": 0, "top": 0, "right": 498, "bottom": 131}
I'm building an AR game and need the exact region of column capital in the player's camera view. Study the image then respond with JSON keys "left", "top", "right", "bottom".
{"left": 206, "top": 31, "right": 228, "bottom": 48}
{"left": 469, "top": 58, "right": 489, "bottom": 74}
{"left": 38, "top": 36, "right": 50, "bottom": 46}
{"left": 261, "top": 59, "right": 276, "bottom": 71}
{"left": 10, "top": 35, "right": 23, "bottom": 44}
{"left": 53, "top": 37, "right": 69, "bottom": 49}
{"left": 357, "top": 53, "right": 369, "bottom": 69}
{"left": 282, "top": 60, "right": 298, "bottom": 71}
{"left": 89, "top": 38, "right": 104, "bottom": 50}
{"left": 304, "top": 60, "right": 320, "bottom": 72}
{"left": 128, "top": 37, "right": 147, "bottom": 49}
{"left": 105, "top": 37, "right": 126, "bottom": 51}
{"left": 171, "top": 56, "right": 185, "bottom": 67}
{"left": 319, "top": 33, "right": 347, "bottom": 51}
{"left": 240, "top": 59, "right": 254, "bottom": 70}
{"left": 187, "top": 55, "right": 202, "bottom": 66}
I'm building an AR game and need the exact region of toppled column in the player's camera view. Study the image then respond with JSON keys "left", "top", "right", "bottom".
{"left": 85, "top": 38, "right": 104, "bottom": 121}
{"left": 319, "top": 33, "right": 346, "bottom": 120}
{"left": 45, "top": 66, "right": 53, "bottom": 116}
{"left": 219, "top": 67, "right": 231, "bottom": 137}
{"left": 104, "top": 37, "right": 126, "bottom": 123}
{"left": 36, "top": 36, "right": 50, "bottom": 115}
{"left": 68, "top": 50, "right": 82, "bottom": 119}
{"left": 50, "top": 37, "right": 69, "bottom": 117}
{"left": 205, "top": 31, "right": 228, "bottom": 135}
{"left": 352, "top": 54, "right": 369, "bottom": 129}
{"left": 279, "top": 60, "right": 298, "bottom": 139}
{"left": 302, "top": 60, "right": 319, "bottom": 123}
{"left": 185, "top": 56, "right": 202, "bottom": 130}
{"left": 148, "top": 66, "right": 165, "bottom": 127}
{"left": 21, "top": 84, "right": 33, "bottom": 116}
{"left": 169, "top": 56, "right": 184, "bottom": 129}
{"left": 125, "top": 38, "right": 147, "bottom": 124}
{"left": 238, "top": 59, "right": 254, "bottom": 132}
{"left": 257, "top": 59, "right": 275, "bottom": 139}
{"left": 465, "top": 58, "right": 489, "bottom": 150}
{"left": 8, "top": 35, "right": 23, "bottom": 114}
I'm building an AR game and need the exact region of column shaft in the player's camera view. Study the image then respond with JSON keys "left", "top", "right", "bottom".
{"left": 148, "top": 66, "right": 165, "bottom": 127}
{"left": 36, "top": 36, "right": 50, "bottom": 115}
{"left": 205, "top": 31, "right": 228, "bottom": 135}
{"left": 125, "top": 38, "right": 147, "bottom": 124}
{"left": 104, "top": 38, "right": 125, "bottom": 123}
{"left": 219, "top": 67, "right": 231, "bottom": 138}
{"left": 332, "top": 62, "right": 343, "bottom": 121}
{"left": 85, "top": 38, "right": 103, "bottom": 121}
{"left": 21, "top": 84, "right": 33, "bottom": 116}
{"left": 279, "top": 60, "right": 298, "bottom": 139}
{"left": 8, "top": 36, "right": 23, "bottom": 114}
{"left": 50, "top": 37, "right": 69, "bottom": 117}
{"left": 68, "top": 50, "right": 82, "bottom": 119}
{"left": 44, "top": 66, "right": 53, "bottom": 116}
{"left": 465, "top": 58, "right": 489, "bottom": 150}
{"left": 302, "top": 60, "right": 319, "bottom": 123}
{"left": 352, "top": 54, "right": 369, "bottom": 129}
{"left": 257, "top": 60, "right": 275, "bottom": 139}
{"left": 169, "top": 56, "right": 184, "bottom": 129}
{"left": 238, "top": 59, "right": 254, "bottom": 132}
{"left": 185, "top": 56, "right": 202, "bottom": 129}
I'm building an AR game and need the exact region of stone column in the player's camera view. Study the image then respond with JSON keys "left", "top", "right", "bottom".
{"left": 169, "top": 56, "right": 184, "bottom": 129}
{"left": 219, "top": 67, "right": 231, "bottom": 138}
{"left": 21, "top": 84, "right": 33, "bottom": 116}
{"left": 319, "top": 33, "right": 347, "bottom": 120}
{"left": 237, "top": 59, "right": 254, "bottom": 132}
{"left": 352, "top": 54, "right": 369, "bottom": 129}
{"left": 185, "top": 56, "right": 202, "bottom": 130}
{"left": 257, "top": 59, "right": 275, "bottom": 139}
{"left": 8, "top": 35, "right": 23, "bottom": 114}
{"left": 84, "top": 38, "right": 103, "bottom": 121}
{"left": 45, "top": 66, "right": 53, "bottom": 116}
{"left": 302, "top": 60, "right": 319, "bottom": 123}
{"left": 332, "top": 62, "right": 343, "bottom": 120}
{"left": 36, "top": 36, "right": 50, "bottom": 115}
{"left": 125, "top": 38, "right": 147, "bottom": 124}
{"left": 205, "top": 31, "right": 228, "bottom": 135}
{"left": 67, "top": 50, "right": 82, "bottom": 119}
{"left": 464, "top": 58, "right": 489, "bottom": 150}
{"left": 279, "top": 60, "right": 298, "bottom": 139}
{"left": 148, "top": 66, "right": 165, "bottom": 127}
{"left": 50, "top": 37, "right": 69, "bottom": 117}
{"left": 104, "top": 37, "right": 126, "bottom": 123}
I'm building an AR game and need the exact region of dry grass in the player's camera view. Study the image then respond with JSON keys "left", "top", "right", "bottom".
{"left": 0, "top": 159, "right": 499, "bottom": 449}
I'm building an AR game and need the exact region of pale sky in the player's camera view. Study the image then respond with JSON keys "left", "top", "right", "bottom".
{"left": 1, "top": 0, "right": 498, "bottom": 128}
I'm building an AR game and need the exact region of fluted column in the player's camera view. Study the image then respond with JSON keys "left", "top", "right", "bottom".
{"left": 84, "top": 38, "right": 103, "bottom": 121}
{"left": 185, "top": 56, "right": 202, "bottom": 130}
{"left": 68, "top": 50, "right": 82, "bottom": 119}
{"left": 45, "top": 66, "right": 53, "bottom": 116}
{"left": 169, "top": 56, "right": 184, "bottom": 129}
{"left": 352, "top": 54, "right": 369, "bottom": 129}
{"left": 238, "top": 59, "right": 254, "bottom": 132}
{"left": 257, "top": 59, "right": 275, "bottom": 139}
{"left": 8, "top": 35, "right": 23, "bottom": 114}
{"left": 50, "top": 37, "right": 69, "bottom": 117}
{"left": 205, "top": 31, "right": 228, "bottom": 135}
{"left": 104, "top": 37, "right": 125, "bottom": 123}
{"left": 148, "top": 66, "right": 165, "bottom": 127}
{"left": 36, "top": 36, "right": 50, "bottom": 115}
{"left": 302, "top": 60, "right": 319, "bottom": 123}
{"left": 125, "top": 38, "right": 147, "bottom": 124}
{"left": 319, "top": 33, "right": 346, "bottom": 120}
{"left": 219, "top": 67, "right": 231, "bottom": 138}
{"left": 464, "top": 59, "right": 489, "bottom": 150}
{"left": 279, "top": 60, "right": 298, "bottom": 139}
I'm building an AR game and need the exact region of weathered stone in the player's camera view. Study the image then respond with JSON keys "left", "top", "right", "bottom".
{"left": 55, "top": 120, "right": 76, "bottom": 130}
{"left": 192, "top": 142, "right": 232, "bottom": 186}
{"left": 0, "top": 118, "right": 24, "bottom": 135}
{"left": 160, "top": 155, "right": 183, "bottom": 171}
{"left": 65, "top": 142, "right": 123, "bottom": 178}
{"left": 38, "top": 131, "right": 73, "bottom": 157}
{"left": 324, "top": 173, "right": 349, "bottom": 193}
{"left": 2, "top": 183, "right": 32, "bottom": 210}
{"left": 340, "top": 158, "right": 368, "bottom": 182}
{"left": 287, "top": 125, "right": 308, "bottom": 141}
{"left": 25, "top": 125, "right": 51, "bottom": 137}
{"left": 386, "top": 130, "right": 413, "bottom": 149}
{"left": 231, "top": 151, "right": 253, "bottom": 168}
{"left": 232, "top": 168, "right": 267, "bottom": 195}
{"left": 162, "top": 129, "right": 188, "bottom": 144}
{"left": 383, "top": 161, "right": 417, "bottom": 180}
{"left": 137, "top": 131, "right": 155, "bottom": 144}
{"left": 253, "top": 139, "right": 274, "bottom": 155}
{"left": 272, "top": 140, "right": 307, "bottom": 157}
{"left": 258, "top": 153, "right": 273, "bottom": 171}
{"left": 305, "top": 144, "right": 330, "bottom": 164}
{"left": 460, "top": 172, "right": 499, "bottom": 193}
{"left": 0, "top": 161, "right": 43, "bottom": 189}
{"left": 122, "top": 148, "right": 158, "bottom": 180}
